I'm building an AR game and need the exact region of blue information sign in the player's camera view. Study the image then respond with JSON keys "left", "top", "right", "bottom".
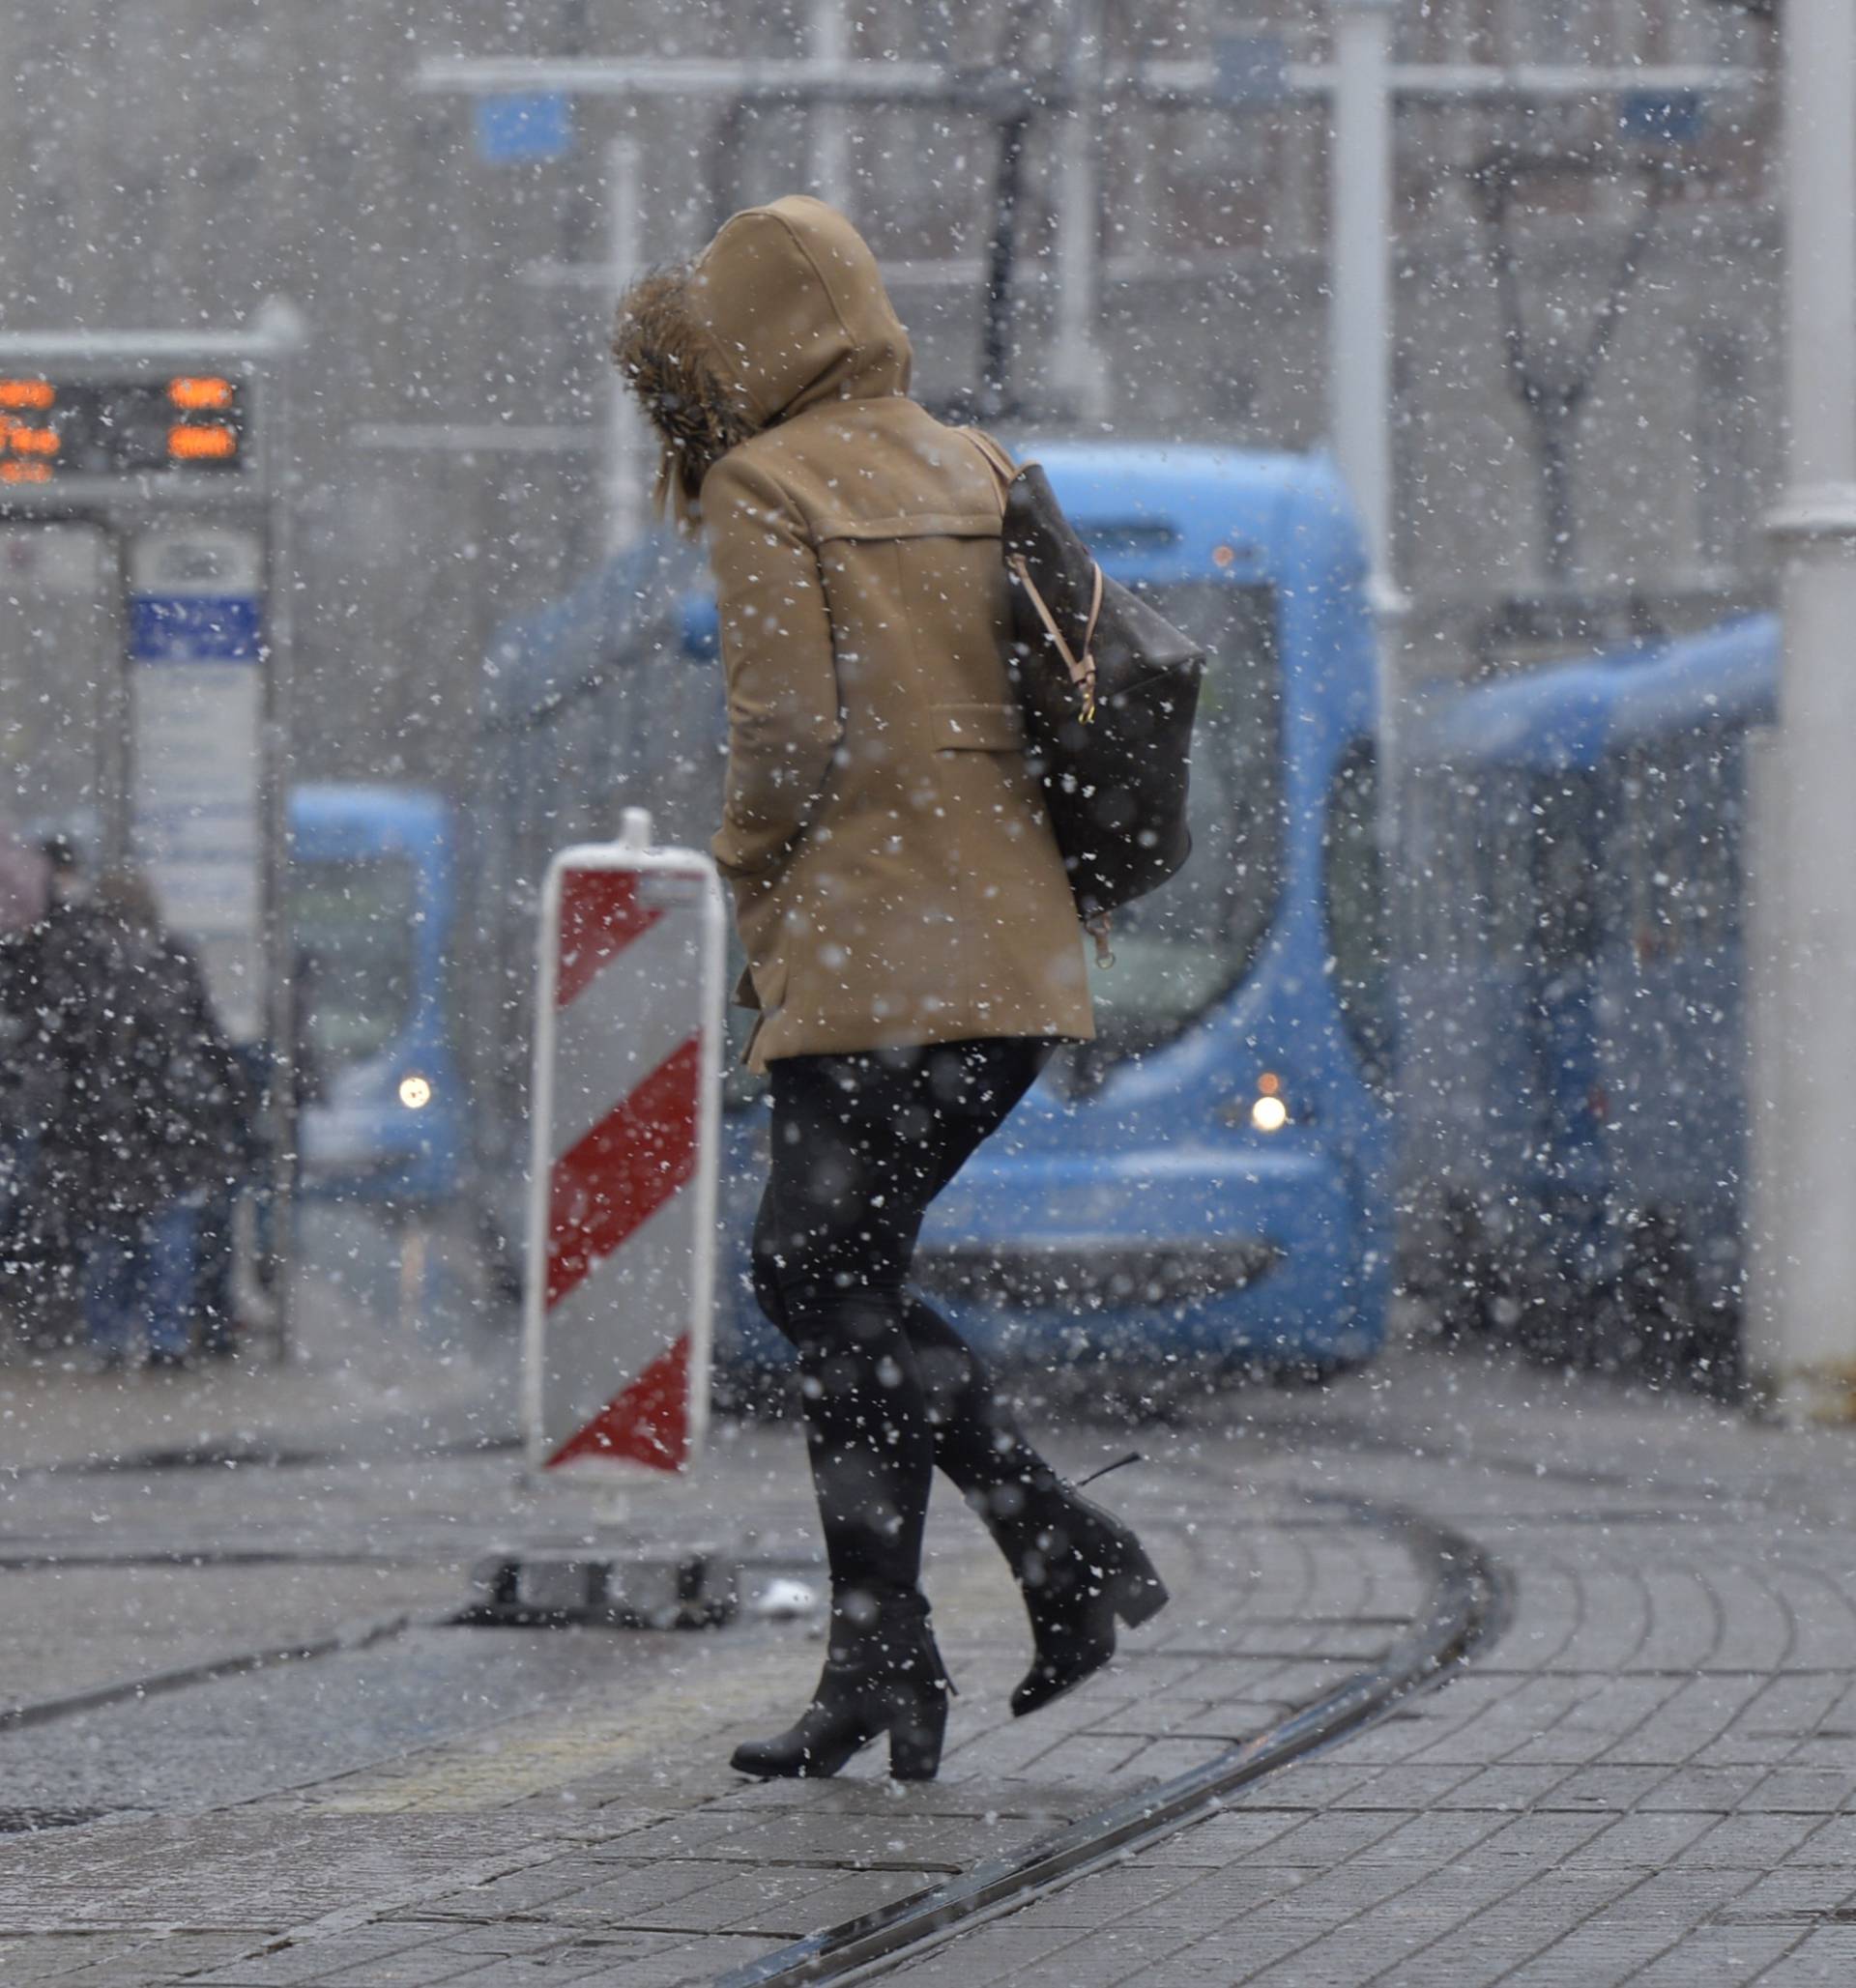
{"left": 475, "top": 93, "right": 574, "bottom": 164}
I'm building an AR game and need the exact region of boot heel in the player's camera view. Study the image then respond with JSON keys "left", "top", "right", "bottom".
{"left": 887, "top": 1692, "right": 948, "bottom": 1780}
{"left": 1111, "top": 1546, "right": 1169, "bottom": 1630}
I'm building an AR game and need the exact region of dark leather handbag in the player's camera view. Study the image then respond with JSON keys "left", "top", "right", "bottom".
{"left": 977, "top": 445, "right": 1204, "bottom": 948}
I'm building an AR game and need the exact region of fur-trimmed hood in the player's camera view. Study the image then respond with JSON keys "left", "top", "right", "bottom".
{"left": 612, "top": 196, "right": 912, "bottom": 524}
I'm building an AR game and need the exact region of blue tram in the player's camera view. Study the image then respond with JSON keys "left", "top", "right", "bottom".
{"left": 729, "top": 445, "right": 1393, "bottom": 1378}
{"left": 474, "top": 444, "right": 1393, "bottom": 1379}
{"left": 291, "top": 785, "right": 464, "bottom": 1206}
{"left": 1399, "top": 615, "right": 1777, "bottom": 1385}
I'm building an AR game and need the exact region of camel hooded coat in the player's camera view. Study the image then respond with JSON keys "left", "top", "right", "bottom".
{"left": 615, "top": 196, "right": 1093, "bottom": 1067}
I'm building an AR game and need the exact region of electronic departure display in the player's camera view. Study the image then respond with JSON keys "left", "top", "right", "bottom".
{"left": 0, "top": 374, "right": 247, "bottom": 485}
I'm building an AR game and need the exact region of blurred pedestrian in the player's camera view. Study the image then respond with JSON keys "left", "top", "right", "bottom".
{"left": 0, "top": 833, "right": 101, "bottom": 1343}
{"left": 77, "top": 870, "right": 255, "bottom": 1369}
{"left": 0, "top": 822, "right": 54, "bottom": 1333}
{"left": 614, "top": 196, "right": 1168, "bottom": 1781}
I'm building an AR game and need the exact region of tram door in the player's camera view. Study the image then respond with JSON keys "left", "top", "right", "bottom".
{"left": 0, "top": 522, "right": 122, "bottom": 849}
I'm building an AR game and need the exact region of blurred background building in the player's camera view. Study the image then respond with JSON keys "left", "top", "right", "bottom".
{"left": 0, "top": 0, "right": 1780, "bottom": 800}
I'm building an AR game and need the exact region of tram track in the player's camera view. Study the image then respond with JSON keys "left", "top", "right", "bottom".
{"left": 0, "top": 1428, "right": 1510, "bottom": 1974}
{"left": 0, "top": 1612, "right": 416, "bottom": 1738}
{"left": 718, "top": 1494, "right": 1509, "bottom": 1987}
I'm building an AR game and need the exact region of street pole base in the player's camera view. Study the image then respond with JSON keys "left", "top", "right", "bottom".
{"left": 1747, "top": 1363, "right": 1856, "bottom": 1428}
{"left": 457, "top": 1550, "right": 739, "bottom": 1630}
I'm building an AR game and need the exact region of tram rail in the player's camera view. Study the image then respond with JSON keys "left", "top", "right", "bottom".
{"left": 721, "top": 1495, "right": 1508, "bottom": 1987}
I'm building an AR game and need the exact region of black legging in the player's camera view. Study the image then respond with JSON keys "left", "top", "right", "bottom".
{"left": 752, "top": 1037, "right": 1058, "bottom": 1601}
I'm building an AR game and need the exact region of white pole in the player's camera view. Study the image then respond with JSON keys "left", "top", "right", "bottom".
{"left": 1754, "top": 0, "right": 1856, "bottom": 1422}
{"left": 605, "top": 136, "right": 643, "bottom": 553}
{"left": 1330, "top": 0, "right": 1397, "bottom": 597}
{"left": 1330, "top": 0, "right": 1405, "bottom": 882}
{"left": 808, "top": 0, "right": 850, "bottom": 210}
{"left": 1051, "top": 0, "right": 1109, "bottom": 422}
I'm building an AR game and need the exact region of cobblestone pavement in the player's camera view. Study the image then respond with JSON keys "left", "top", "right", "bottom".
{"left": 4, "top": 1338, "right": 1856, "bottom": 1985}
{"left": 0, "top": 1207, "right": 513, "bottom": 1480}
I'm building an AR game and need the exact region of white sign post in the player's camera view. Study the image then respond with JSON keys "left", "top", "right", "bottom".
{"left": 129, "top": 525, "right": 266, "bottom": 1041}
{"left": 523, "top": 807, "right": 726, "bottom": 1477}
{"left": 470, "top": 809, "right": 735, "bottom": 1628}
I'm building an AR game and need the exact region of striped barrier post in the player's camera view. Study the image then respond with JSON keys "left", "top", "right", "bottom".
{"left": 522, "top": 808, "right": 726, "bottom": 1479}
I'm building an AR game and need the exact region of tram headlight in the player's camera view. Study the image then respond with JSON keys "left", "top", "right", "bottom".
{"left": 398, "top": 1074, "right": 433, "bottom": 1111}
{"left": 1249, "top": 1070, "right": 1289, "bottom": 1133}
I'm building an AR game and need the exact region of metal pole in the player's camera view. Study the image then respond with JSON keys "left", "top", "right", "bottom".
{"left": 604, "top": 136, "right": 643, "bottom": 554}
{"left": 1330, "top": 0, "right": 1397, "bottom": 596}
{"left": 1330, "top": 0, "right": 1406, "bottom": 889}
{"left": 1752, "top": 0, "right": 1856, "bottom": 1421}
{"left": 262, "top": 342, "right": 301, "bottom": 1364}
{"left": 1050, "top": 0, "right": 1108, "bottom": 423}
{"left": 808, "top": 0, "right": 850, "bottom": 210}
{"left": 100, "top": 526, "right": 133, "bottom": 874}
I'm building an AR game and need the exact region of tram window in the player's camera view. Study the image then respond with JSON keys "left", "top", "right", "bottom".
{"left": 1323, "top": 740, "right": 1393, "bottom": 1092}
{"left": 1630, "top": 729, "right": 1742, "bottom": 964}
{"left": 1529, "top": 773, "right": 1604, "bottom": 969}
{"left": 291, "top": 855, "right": 417, "bottom": 1072}
{"left": 1085, "top": 580, "right": 1284, "bottom": 1059}
{"left": 1488, "top": 777, "right": 1537, "bottom": 966}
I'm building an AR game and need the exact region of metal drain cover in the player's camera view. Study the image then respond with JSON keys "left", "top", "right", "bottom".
{"left": 0, "top": 1807, "right": 109, "bottom": 1835}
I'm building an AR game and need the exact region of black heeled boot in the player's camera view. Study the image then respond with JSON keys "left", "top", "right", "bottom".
{"left": 730, "top": 1586, "right": 953, "bottom": 1780}
{"left": 971, "top": 1468, "right": 1169, "bottom": 1717}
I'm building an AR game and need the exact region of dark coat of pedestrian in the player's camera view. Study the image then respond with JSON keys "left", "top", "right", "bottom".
{"left": 0, "top": 826, "right": 56, "bottom": 1311}
{"left": 15, "top": 869, "right": 255, "bottom": 1366}
{"left": 613, "top": 197, "right": 1166, "bottom": 1785}
{"left": 79, "top": 871, "right": 256, "bottom": 1226}
{"left": 1, "top": 850, "right": 108, "bottom": 1324}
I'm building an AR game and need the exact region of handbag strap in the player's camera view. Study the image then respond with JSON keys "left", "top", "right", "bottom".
{"left": 1005, "top": 554, "right": 1100, "bottom": 723}
{"left": 971, "top": 436, "right": 1103, "bottom": 721}
{"left": 969, "top": 431, "right": 1115, "bottom": 962}
{"left": 968, "top": 429, "right": 1019, "bottom": 493}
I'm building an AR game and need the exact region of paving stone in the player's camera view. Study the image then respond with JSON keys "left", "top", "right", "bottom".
{"left": 1557, "top": 1809, "right": 1714, "bottom": 1869}
{"left": 1753, "top": 1924, "right": 1856, "bottom": 1984}
{"left": 188, "top": 1927, "right": 442, "bottom": 1985}
{"left": 1678, "top": 1810, "right": 1826, "bottom": 1867}
{"left": 1736, "top": 1766, "right": 1856, "bottom": 1812}
{"left": 15, "top": 1343, "right": 1856, "bottom": 1986}
{"left": 883, "top": 1924, "right": 1089, "bottom": 1981}
{"left": 1715, "top": 1863, "right": 1856, "bottom": 1919}
{"left": 1627, "top": 1922, "right": 1810, "bottom": 1987}
{"left": 270, "top": 1940, "right": 493, "bottom": 1987}
{"left": 17, "top": 1932, "right": 267, "bottom": 1987}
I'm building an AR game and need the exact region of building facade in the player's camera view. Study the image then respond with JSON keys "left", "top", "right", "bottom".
{"left": 0, "top": 0, "right": 1782, "bottom": 814}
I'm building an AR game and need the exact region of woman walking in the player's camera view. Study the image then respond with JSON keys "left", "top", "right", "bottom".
{"left": 613, "top": 196, "right": 1167, "bottom": 1780}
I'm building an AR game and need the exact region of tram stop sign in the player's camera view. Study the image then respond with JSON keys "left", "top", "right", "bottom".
{"left": 130, "top": 526, "right": 266, "bottom": 1041}
{"left": 0, "top": 323, "right": 299, "bottom": 1351}
{"left": 0, "top": 337, "right": 282, "bottom": 1048}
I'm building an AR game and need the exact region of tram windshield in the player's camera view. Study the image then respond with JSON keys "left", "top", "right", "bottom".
{"left": 1086, "top": 580, "right": 1284, "bottom": 1059}
{"left": 291, "top": 853, "right": 417, "bottom": 1074}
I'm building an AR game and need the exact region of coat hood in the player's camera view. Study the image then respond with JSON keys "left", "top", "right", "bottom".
{"left": 613, "top": 196, "right": 912, "bottom": 524}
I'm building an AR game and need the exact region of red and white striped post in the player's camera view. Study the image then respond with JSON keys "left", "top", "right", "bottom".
{"left": 522, "top": 808, "right": 726, "bottom": 1478}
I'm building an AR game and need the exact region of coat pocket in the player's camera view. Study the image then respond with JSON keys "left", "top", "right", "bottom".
{"left": 747, "top": 950, "right": 788, "bottom": 1013}
{"left": 933, "top": 703, "right": 1027, "bottom": 752}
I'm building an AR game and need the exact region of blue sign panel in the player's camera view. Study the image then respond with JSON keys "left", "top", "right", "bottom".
{"left": 129, "top": 528, "right": 268, "bottom": 1040}
{"left": 1619, "top": 89, "right": 1706, "bottom": 144}
{"left": 1213, "top": 33, "right": 1290, "bottom": 106}
{"left": 130, "top": 594, "right": 263, "bottom": 662}
{"left": 475, "top": 93, "right": 574, "bottom": 164}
